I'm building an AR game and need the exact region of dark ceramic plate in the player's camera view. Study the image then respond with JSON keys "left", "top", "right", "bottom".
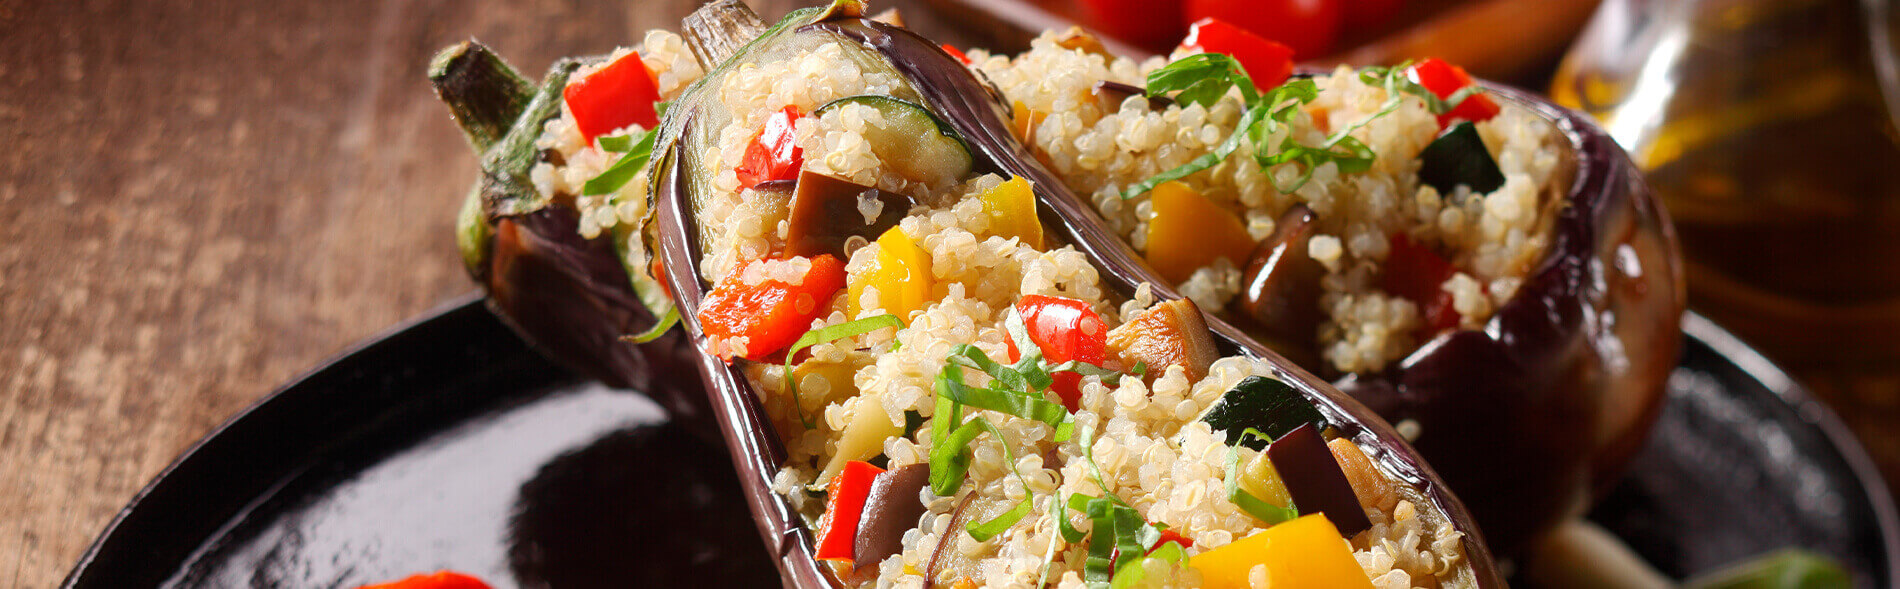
{"left": 61, "top": 297, "right": 1899, "bottom": 588}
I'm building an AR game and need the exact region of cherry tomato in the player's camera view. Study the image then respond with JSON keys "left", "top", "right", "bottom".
{"left": 1185, "top": 0, "right": 1340, "bottom": 60}
{"left": 356, "top": 571, "right": 491, "bottom": 589}
{"left": 1077, "top": 0, "right": 1188, "bottom": 51}
{"left": 1179, "top": 18, "right": 1295, "bottom": 91}
{"left": 1341, "top": 0, "right": 1406, "bottom": 29}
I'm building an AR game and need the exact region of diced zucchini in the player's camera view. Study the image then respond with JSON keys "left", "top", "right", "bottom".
{"left": 1418, "top": 121, "right": 1505, "bottom": 195}
{"left": 1198, "top": 376, "right": 1326, "bottom": 450}
{"left": 814, "top": 94, "right": 975, "bottom": 183}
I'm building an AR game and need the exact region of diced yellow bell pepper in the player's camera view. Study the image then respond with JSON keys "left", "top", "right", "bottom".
{"left": 979, "top": 176, "right": 1045, "bottom": 250}
{"left": 1144, "top": 181, "right": 1257, "bottom": 284}
{"left": 849, "top": 227, "right": 933, "bottom": 320}
{"left": 1187, "top": 514, "right": 1374, "bottom": 589}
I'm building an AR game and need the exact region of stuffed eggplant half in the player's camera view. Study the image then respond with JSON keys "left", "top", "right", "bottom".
{"left": 970, "top": 23, "right": 1683, "bottom": 551}
{"left": 439, "top": 2, "right": 1507, "bottom": 587}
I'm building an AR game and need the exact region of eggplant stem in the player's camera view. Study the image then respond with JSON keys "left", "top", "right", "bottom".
{"left": 682, "top": 0, "right": 769, "bottom": 69}
{"left": 479, "top": 60, "right": 580, "bottom": 219}
{"left": 429, "top": 40, "right": 534, "bottom": 153}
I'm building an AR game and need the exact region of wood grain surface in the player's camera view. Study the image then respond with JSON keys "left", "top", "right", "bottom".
{"left": 3, "top": 1, "right": 1896, "bottom": 587}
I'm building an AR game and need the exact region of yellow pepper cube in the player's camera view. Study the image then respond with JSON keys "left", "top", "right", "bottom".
{"left": 1143, "top": 181, "right": 1257, "bottom": 284}
{"left": 979, "top": 175, "right": 1044, "bottom": 250}
{"left": 849, "top": 227, "right": 933, "bottom": 321}
{"left": 1188, "top": 513, "right": 1373, "bottom": 589}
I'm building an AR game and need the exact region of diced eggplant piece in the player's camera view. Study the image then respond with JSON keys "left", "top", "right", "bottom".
{"left": 1091, "top": 80, "right": 1172, "bottom": 114}
{"left": 1199, "top": 376, "right": 1326, "bottom": 450}
{"left": 1236, "top": 204, "right": 1323, "bottom": 366}
{"left": 812, "top": 94, "right": 974, "bottom": 184}
{"left": 1106, "top": 298, "right": 1219, "bottom": 382}
{"left": 854, "top": 464, "right": 931, "bottom": 569}
{"left": 1418, "top": 121, "right": 1505, "bottom": 196}
{"left": 1326, "top": 436, "right": 1399, "bottom": 514}
{"left": 1268, "top": 423, "right": 1372, "bottom": 537}
{"left": 1052, "top": 26, "right": 1111, "bottom": 57}
{"left": 785, "top": 171, "right": 913, "bottom": 258}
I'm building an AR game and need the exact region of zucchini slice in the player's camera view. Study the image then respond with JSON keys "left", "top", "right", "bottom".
{"left": 814, "top": 94, "right": 975, "bottom": 183}
{"left": 1418, "top": 121, "right": 1505, "bottom": 196}
{"left": 1199, "top": 376, "right": 1327, "bottom": 450}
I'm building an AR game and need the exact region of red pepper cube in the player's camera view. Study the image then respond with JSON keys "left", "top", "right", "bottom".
{"left": 941, "top": 43, "right": 973, "bottom": 66}
{"left": 1383, "top": 233, "right": 1462, "bottom": 336}
{"left": 815, "top": 460, "right": 886, "bottom": 562}
{"left": 1005, "top": 294, "right": 1110, "bottom": 411}
{"left": 355, "top": 571, "right": 492, "bottom": 589}
{"left": 1409, "top": 58, "right": 1501, "bottom": 127}
{"left": 1179, "top": 18, "right": 1295, "bottom": 91}
{"left": 696, "top": 254, "right": 847, "bottom": 361}
{"left": 563, "top": 53, "right": 662, "bottom": 143}
{"left": 735, "top": 105, "right": 806, "bottom": 192}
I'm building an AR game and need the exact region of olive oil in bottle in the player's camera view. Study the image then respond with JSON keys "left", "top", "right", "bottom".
{"left": 1554, "top": 0, "right": 1900, "bottom": 490}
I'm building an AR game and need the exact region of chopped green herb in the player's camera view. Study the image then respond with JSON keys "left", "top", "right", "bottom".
{"left": 596, "top": 133, "right": 637, "bottom": 152}
{"left": 618, "top": 307, "right": 679, "bottom": 344}
{"left": 1224, "top": 428, "right": 1299, "bottom": 525}
{"left": 1128, "top": 60, "right": 1477, "bottom": 200}
{"left": 967, "top": 492, "right": 1034, "bottom": 541}
{"left": 781, "top": 314, "right": 904, "bottom": 429}
{"left": 581, "top": 128, "right": 657, "bottom": 196}
{"left": 1145, "top": 52, "right": 1260, "bottom": 110}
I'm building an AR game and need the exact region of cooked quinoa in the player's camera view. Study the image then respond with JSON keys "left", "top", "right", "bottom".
{"left": 527, "top": 21, "right": 1498, "bottom": 589}
{"left": 971, "top": 34, "right": 1564, "bottom": 374}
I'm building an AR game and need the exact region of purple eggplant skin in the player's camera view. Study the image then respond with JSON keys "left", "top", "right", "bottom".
{"left": 648, "top": 3, "right": 1506, "bottom": 587}
{"left": 1336, "top": 84, "right": 1686, "bottom": 556}
{"left": 431, "top": 42, "right": 707, "bottom": 428}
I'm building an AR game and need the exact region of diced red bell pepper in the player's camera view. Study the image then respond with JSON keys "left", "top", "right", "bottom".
{"left": 697, "top": 254, "right": 847, "bottom": 361}
{"left": 1004, "top": 294, "right": 1109, "bottom": 411}
{"left": 941, "top": 44, "right": 972, "bottom": 66}
{"left": 1409, "top": 58, "right": 1500, "bottom": 127}
{"left": 1153, "top": 528, "right": 1195, "bottom": 551}
{"left": 1383, "top": 233, "right": 1461, "bottom": 336}
{"left": 815, "top": 460, "right": 886, "bottom": 562}
{"left": 563, "top": 53, "right": 662, "bottom": 144}
{"left": 1178, "top": 18, "right": 1295, "bottom": 92}
{"left": 735, "top": 105, "right": 805, "bottom": 192}
{"left": 355, "top": 571, "right": 491, "bottom": 589}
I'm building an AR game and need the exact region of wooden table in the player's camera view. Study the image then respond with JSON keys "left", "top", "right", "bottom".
{"left": 0, "top": 1, "right": 1012, "bottom": 586}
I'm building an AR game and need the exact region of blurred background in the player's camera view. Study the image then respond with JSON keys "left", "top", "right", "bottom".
{"left": 1, "top": 0, "right": 1895, "bottom": 586}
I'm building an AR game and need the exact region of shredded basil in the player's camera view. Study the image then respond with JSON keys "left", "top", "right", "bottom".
{"left": 781, "top": 314, "right": 904, "bottom": 429}
{"left": 967, "top": 492, "right": 1033, "bottom": 541}
{"left": 1129, "top": 58, "right": 1474, "bottom": 199}
{"left": 618, "top": 307, "right": 679, "bottom": 344}
{"left": 1224, "top": 428, "right": 1299, "bottom": 524}
{"left": 581, "top": 127, "right": 657, "bottom": 196}
{"left": 1145, "top": 52, "right": 1260, "bottom": 110}
{"left": 1359, "top": 62, "right": 1486, "bottom": 116}
{"left": 924, "top": 364, "right": 1038, "bottom": 541}
{"left": 1110, "top": 540, "right": 1187, "bottom": 589}
{"left": 596, "top": 133, "right": 636, "bottom": 152}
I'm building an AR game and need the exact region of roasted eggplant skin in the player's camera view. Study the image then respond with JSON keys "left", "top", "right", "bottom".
{"left": 432, "top": 42, "right": 706, "bottom": 427}
{"left": 1336, "top": 84, "right": 1686, "bottom": 555}
{"left": 647, "top": 3, "right": 1504, "bottom": 587}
